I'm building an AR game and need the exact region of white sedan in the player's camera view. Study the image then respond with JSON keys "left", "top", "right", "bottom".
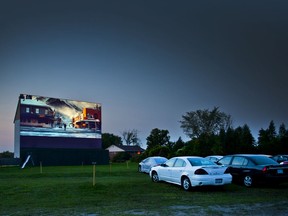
{"left": 138, "top": 156, "right": 168, "bottom": 173}
{"left": 150, "top": 156, "right": 232, "bottom": 191}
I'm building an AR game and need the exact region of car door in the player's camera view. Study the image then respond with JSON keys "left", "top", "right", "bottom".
{"left": 159, "top": 158, "right": 176, "bottom": 181}
{"left": 229, "top": 156, "right": 249, "bottom": 179}
{"left": 143, "top": 158, "right": 153, "bottom": 173}
{"left": 169, "top": 158, "right": 186, "bottom": 184}
{"left": 141, "top": 158, "right": 149, "bottom": 172}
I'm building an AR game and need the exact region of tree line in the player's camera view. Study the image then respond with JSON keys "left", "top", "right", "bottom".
{"left": 102, "top": 107, "right": 288, "bottom": 161}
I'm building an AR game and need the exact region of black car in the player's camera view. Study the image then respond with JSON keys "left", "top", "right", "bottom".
{"left": 271, "top": 155, "right": 288, "bottom": 165}
{"left": 217, "top": 154, "right": 288, "bottom": 187}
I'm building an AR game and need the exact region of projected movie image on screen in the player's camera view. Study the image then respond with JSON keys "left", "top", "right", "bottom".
{"left": 19, "top": 94, "right": 101, "bottom": 139}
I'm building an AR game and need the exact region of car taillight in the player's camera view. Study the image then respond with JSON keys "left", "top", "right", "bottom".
{"left": 194, "top": 169, "right": 208, "bottom": 175}
{"left": 262, "top": 166, "right": 268, "bottom": 173}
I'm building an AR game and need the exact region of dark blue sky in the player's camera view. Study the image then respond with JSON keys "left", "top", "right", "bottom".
{"left": 1, "top": 0, "right": 288, "bottom": 151}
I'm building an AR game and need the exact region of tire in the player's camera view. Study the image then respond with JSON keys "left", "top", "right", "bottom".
{"left": 243, "top": 175, "right": 253, "bottom": 187}
{"left": 182, "top": 177, "right": 191, "bottom": 191}
{"left": 138, "top": 166, "right": 142, "bottom": 173}
{"left": 151, "top": 171, "right": 159, "bottom": 182}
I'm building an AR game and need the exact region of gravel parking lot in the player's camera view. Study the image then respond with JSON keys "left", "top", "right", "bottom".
{"left": 117, "top": 201, "right": 288, "bottom": 216}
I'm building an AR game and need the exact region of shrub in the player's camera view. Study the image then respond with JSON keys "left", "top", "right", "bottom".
{"left": 112, "top": 152, "right": 131, "bottom": 162}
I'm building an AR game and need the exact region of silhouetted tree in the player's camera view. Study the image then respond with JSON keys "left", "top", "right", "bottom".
{"left": 258, "top": 121, "right": 277, "bottom": 154}
{"left": 146, "top": 128, "right": 170, "bottom": 150}
{"left": 122, "top": 129, "right": 141, "bottom": 146}
{"left": 102, "top": 133, "right": 122, "bottom": 149}
{"left": 233, "top": 125, "right": 255, "bottom": 153}
{"left": 180, "top": 107, "right": 232, "bottom": 139}
{"left": 278, "top": 123, "right": 288, "bottom": 153}
{"left": 172, "top": 137, "right": 185, "bottom": 153}
{"left": 240, "top": 124, "right": 256, "bottom": 153}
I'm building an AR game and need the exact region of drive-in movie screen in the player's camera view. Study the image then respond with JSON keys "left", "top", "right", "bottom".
{"left": 19, "top": 94, "right": 102, "bottom": 149}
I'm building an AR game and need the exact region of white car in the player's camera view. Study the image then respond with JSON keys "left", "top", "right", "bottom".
{"left": 150, "top": 156, "right": 232, "bottom": 191}
{"left": 138, "top": 156, "right": 168, "bottom": 173}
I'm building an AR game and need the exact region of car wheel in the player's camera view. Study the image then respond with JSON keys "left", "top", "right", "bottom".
{"left": 182, "top": 177, "right": 191, "bottom": 191}
{"left": 151, "top": 171, "right": 159, "bottom": 182}
{"left": 243, "top": 175, "right": 253, "bottom": 187}
{"left": 138, "top": 166, "right": 142, "bottom": 172}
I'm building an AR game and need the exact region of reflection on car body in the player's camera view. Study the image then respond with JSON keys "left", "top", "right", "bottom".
{"left": 149, "top": 156, "right": 232, "bottom": 191}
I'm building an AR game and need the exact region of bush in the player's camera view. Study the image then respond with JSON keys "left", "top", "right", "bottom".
{"left": 130, "top": 154, "right": 144, "bottom": 163}
{"left": 148, "top": 146, "right": 170, "bottom": 158}
{"left": 0, "top": 151, "right": 13, "bottom": 158}
{"left": 112, "top": 152, "right": 131, "bottom": 162}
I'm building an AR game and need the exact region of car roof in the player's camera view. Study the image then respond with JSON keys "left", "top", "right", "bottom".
{"left": 273, "top": 154, "right": 288, "bottom": 156}
{"left": 206, "top": 155, "right": 223, "bottom": 158}
{"left": 149, "top": 156, "right": 167, "bottom": 159}
{"left": 225, "top": 154, "right": 271, "bottom": 158}
{"left": 171, "top": 156, "right": 203, "bottom": 159}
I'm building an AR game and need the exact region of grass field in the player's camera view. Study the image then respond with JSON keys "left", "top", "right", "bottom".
{"left": 1, "top": 162, "right": 288, "bottom": 216}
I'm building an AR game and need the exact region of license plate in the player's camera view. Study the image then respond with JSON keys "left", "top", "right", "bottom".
{"left": 277, "top": 169, "right": 284, "bottom": 174}
{"left": 215, "top": 179, "right": 222, "bottom": 183}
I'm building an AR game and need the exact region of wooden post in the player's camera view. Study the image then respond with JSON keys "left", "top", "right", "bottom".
{"left": 109, "top": 162, "right": 112, "bottom": 175}
{"left": 40, "top": 161, "right": 42, "bottom": 174}
{"left": 92, "top": 162, "right": 96, "bottom": 186}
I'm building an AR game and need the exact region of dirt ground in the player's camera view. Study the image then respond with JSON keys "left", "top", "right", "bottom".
{"left": 119, "top": 201, "right": 288, "bottom": 216}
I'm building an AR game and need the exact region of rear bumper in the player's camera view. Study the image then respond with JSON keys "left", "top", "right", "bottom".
{"left": 261, "top": 175, "right": 288, "bottom": 184}
{"left": 190, "top": 174, "right": 232, "bottom": 187}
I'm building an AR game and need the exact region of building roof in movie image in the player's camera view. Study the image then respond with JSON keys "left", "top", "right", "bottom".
{"left": 20, "top": 98, "right": 52, "bottom": 108}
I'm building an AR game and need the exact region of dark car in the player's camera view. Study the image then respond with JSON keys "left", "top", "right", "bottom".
{"left": 271, "top": 155, "right": 288, "bottom": 165}
{"left": 217, "top": 154, "right": 288, "bottom": 187}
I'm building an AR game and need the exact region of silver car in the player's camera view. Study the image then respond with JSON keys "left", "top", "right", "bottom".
{"left": 138, "top": 156, "right": 168, "bottom": 173}
{"left": 150, "top": 156, "right": 232, "bottom": 191}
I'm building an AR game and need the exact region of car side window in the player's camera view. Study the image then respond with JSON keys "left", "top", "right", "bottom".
{"left": 231, "top": 157, "right": 246, "bottom": 166}
{"left": 247, "top": 160, "right": 254, "bottom": 166}
{"left": 242, "top": 158, "right": 249, "bottom": 166}
{"left": 218, "top": 156, "right": 232, "bottom": 165}
{"left": 174, "top": 159, "right": 186, "bottom": 167}
{"left": 165, "top": 158, "right": 176, "bottom": 167}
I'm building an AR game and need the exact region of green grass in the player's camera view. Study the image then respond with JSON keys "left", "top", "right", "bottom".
{"left": 1, "top": 163, "right": 288, "bottom": 215}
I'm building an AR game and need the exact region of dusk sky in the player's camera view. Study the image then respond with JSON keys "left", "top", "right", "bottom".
{"left": 1, "top": 0, "right": 288, "bottom": 152}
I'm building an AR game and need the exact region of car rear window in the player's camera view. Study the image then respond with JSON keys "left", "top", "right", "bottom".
{"left": 231, "top": 157, "right": 248, "bottom": 166}
{"left": 188, "top": 158, "right": 215, "bottom": 166}
{"left": 250, "top": 156, "right": 279, "bottom": 165}
{"left": 154, "top": 158, "right": 167, "bottom": 164}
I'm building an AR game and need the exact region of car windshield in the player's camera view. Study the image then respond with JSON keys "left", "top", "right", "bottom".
{"left": 154, "top": 158, "right": 167, "bottom": 163}
{"left": 187, "top": 158, "right": 215, "bottom": 166}
{"left": 250, "top": 156, "right": 279, "bottom": 165}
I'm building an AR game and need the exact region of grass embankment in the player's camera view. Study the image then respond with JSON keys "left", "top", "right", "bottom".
{"left": 1, "top": 163, "right": 288, "bottom": 215}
